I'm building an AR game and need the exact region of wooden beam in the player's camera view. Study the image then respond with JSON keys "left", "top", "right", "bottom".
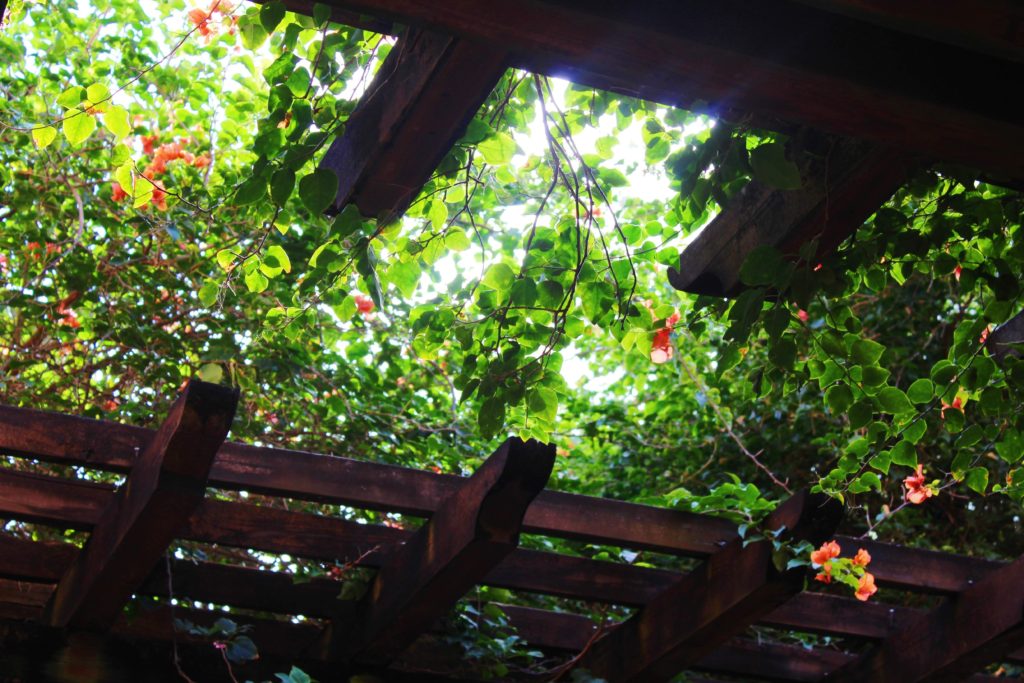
{"left": 794, "top": 0, "right": 1024, "bottom": 63}
{"left": 828, "top": 553, "right": 1024, "bottom": 683}
{"left": 308, "top": 0, "right": 1024, "bottom": 178}
{"left": 668, "top": 137, "right": 909, "bottom": 297}
{"left": 987, "top": 309, "right": 1024, "bottom": 360}
{"left": 0, "top": 403, "right": 738, "bottom": 556}
{"left": 43, "top": 380, "right": 238, "bottom": 630}
{"left": 576, "top": 490, "right": 843, "bottom": 682}
{"left": 326, "top": 437, "right": 554, "bottom": 665}
{"left": 321, "top": 27, "right": 508, "bottom": 220}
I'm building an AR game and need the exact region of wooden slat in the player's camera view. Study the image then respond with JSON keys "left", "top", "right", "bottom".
{"left": 43, "top": 380, "right": 238, "bottom": 630}
{"left": 0, "top": 403, "right": 738, "bottom": 555}
{"left": 828, "top": 553, "right": 1024, "bottom": 683}
{"left": 307, "top": 0, "right": 1024, "bottom": 178}
{"left": 577, "top": 490, "right": 843, "bottom": 682}
{"left": 327, "top": 437, "right": 554, "bottom": 665}
{"left": 668, "top": 138, "right": 909, "bottom": 297}
{"left": 321, "top": 27, "right": 508, "bottom": 220}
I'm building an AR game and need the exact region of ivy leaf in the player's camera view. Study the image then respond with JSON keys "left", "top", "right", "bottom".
{"left": 270, "top": 168, "right": 296, "bottom": 207}
{"left": 477, "top": 132, "right": 517, "bottom": 166}
{"left": 103, "top": 105, "right": 131, "bottom": 140}
{"left": 749, "top": 141, "right": 801, "bottom": 190}
{"left": 259, "top": 0, "right": 286, "bottom": 33}
{"left": 298, "top": 168, "right": 337, "bottom": 215}
{"left": 62, "top": 109, "right": 96, "bottom": 147}
{"left": 964, "top": 467, "right": 989, "bottom": 495}
{"left": 31, "top": 125, "right": 57, "bottom": 149}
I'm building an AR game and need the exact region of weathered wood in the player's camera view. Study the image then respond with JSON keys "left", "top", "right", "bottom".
{"left": 796, "top": 0, "right": 1024, "bottom": 63}
{"left": 321, "top": 27, "right": 508, "bottom": 220}
{"left": 328, "top": 437, "right": 554, "bottom": 665}
{"left": 668, "top": 137, "right": 909, "bottom": 297}
{"left": 43, "top": 380, "right": 238, "bottom": 630}
{"left": 987, "top": 309, "right": 1024, "bottom": 360}
{"left": 0, "top": 404, "right": 738, "bottom": 555}
{"left": 307, "top": 0, "right": 1024, "bottom": 178}
{"left": 577, "top": 490, "right": 843, "bottom": 682}
{"left": 828, "top": 553, "right": 1024, "bottom": 683}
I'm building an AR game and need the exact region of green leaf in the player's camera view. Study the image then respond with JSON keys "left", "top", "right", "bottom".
{"left": 482, "top": 263, "right": 515, "bottom": 291}
{"left": 238, "top": 14, "right": 269, "bottom": 49}
{"left": 444, "top": 230, "right": 471, "bottom": 251}
{"left": 825, "top": 384, "right": 853, "bottom": 414}
{"left": 877, "top": 387, "right": 914, "bottom": 414}
{"left": 270, "top": 168, "right": 296, "bottom": 207}
{"left": 85, "top": 83, "right": 110, "bottom": 104}
{"left": 264, "top": 245, "right": 292, "bottom": 273}
{"left": 856, "top": 471, "right": 882, "bottom": 492}
{"left": 56, "top": 86, "right": 84, "bottom": 109}
{"left": 851, "top": 338, "right": 885, "bottom": 366}
{"left": 198, "top": 281, "right": 219, "bottom": 307}
{"left": 216, "top": 249, "right": 237, "bottom": 271}
{"left": 996, "top": 429, "right": 1024, "bottom": 464}
{"left": 259, "top": 0, "right": 286, "bottom": 32}
{"left": 245, "top": 268, "right": 270, "bottom": 293}
{"left": 848, "top": 399, "right": 873, "bottom": 429}
{"left": 890, "top": 440, "right": 917, "bottom": 467}
{"left": 749, "top": 141, "right": 801, "bottom": 190}
{"left": 907, "top": 378, "right": 934, "bottom": 404}
{"left": 235, "top": 176, "right": 267, "bottom": 206}
{"left": 738, "top": 246, "right": 787, "bottom": 287}
{"left": 32, "top": 125, "right": 57, "bottom": 149}
{"left": 387, "top": 260, "right": 420, "bottom": 298}
{"left": 103, "top": 105, "right": 131, "bottom": 140}
{"left": 133, "top": 175, "right": 155, "bottom": 208}
{"left": 298, "top": 168, "right": 337, "bottom": 215}
{"left": 478, "top": 396, "right": 506, "bottom": 439}
{"left": 902, "top": 418, "right": 928, "bottom": 444}
{"left": 62, "top": 109, "right": 96, "bottom": 147}
{"left": 869, "top": 452, "right": 891, "bottom": 474}
{"left": 477, "top": 132, "right": 517, "bottom": 166}
{"left": 196, "top": 363, "right": 223, "bottom": 383}
{"left": 114, "top": 163, "right": 133, "bottom": 194}
{"left": 964, "top": 467, "right": 989, "bottom": 495}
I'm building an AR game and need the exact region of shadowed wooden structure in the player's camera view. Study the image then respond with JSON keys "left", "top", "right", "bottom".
{"left": 1, "top": 387, "right": 1024, "bottom": 681}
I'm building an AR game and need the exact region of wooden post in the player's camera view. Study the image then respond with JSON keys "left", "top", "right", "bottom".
{"left": 320, "top": 27, "right": 508, "bottom": 221}
{"left": 43, "top": 380, "right": 237, "bottom": 630}
{"left": 325, "top": 437, "right": 554, "bottom": 665}
{"left": 577, "top": 490, "right": 843, "bottom": 682}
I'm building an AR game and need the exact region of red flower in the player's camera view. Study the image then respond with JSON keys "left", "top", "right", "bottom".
{"left": 904, "top": 464, "right": 934, "bottom": 505}
{"left": 954, "top": 265, "right": 963, "bottom": 281}
{"left": 151, "top": 185, "right": 168, "bottom": 211}
{"left": 940, "top": 396, "right": 963, "bottom": 420}
{"left": 111, "top": 183, "right": 128, "bottom": 202}
{"left": 852, "top": 548, "right": 871, "bottom": 567}
{"left": 810, "top": 540, "right": 841, "bottom": 566}
{"left": 980, "top": 326, "right": 991, "bottom": 345}
{"left": 651, "top": 310, "right": 680, "bottom": 364}
{"left": 354, "top": 294, "right": 375, "bottom": 315}
{"left": 814, "top": 564, "right": 832, "bottom": 584}
{"left": 797, "top": 309, "right": 809, "bottom": 323}
{"left": 855, "top": 572, "right": 878, "bottom": 601}
{"left": 192, "top": 153, "right": 211, "bottom": 169}
{"left": 140, "top": 134, "right": 159, "bottom": 155}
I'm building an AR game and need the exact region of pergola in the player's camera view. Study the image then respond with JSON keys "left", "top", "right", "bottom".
{"left": 2, "top": 0, "right": 1024, "bottom": 681}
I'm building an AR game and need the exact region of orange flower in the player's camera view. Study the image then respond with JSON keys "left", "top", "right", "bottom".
{"left": 854, "top": 572, "right": 878, "bottom": 601}
{"left": 810, "top": 540, "right": 841, "bottom": 567}
{"left": 354, "top": 294, "right": 375, "bottom": 315}
{"left": 111, "top": 183, "right": 128, "bottom": 202}
{"left": 192, "top": 153, "right": 211, "bottom": 169}
{"left": 151, "top": 185, "right": 168, "bottom": 211}
{"left": 904, "top": 464, "right": 934, "bottom": 505}
{"left": 650, "top": 310, "right": 680, "bottom": 364}
{"left": 940, "top": 396, "right": 963, "bottom": 420}
{"left": 852, "top": 548, "right": 871, "bottom": 567}
{"left": 188, "top": 7, "right": 214, "bottom": 38}
{"left": 814, "top": 563, "right": 832, "bottom": 584}
{"left": 140, "top": 134, "right": 159, "bottom": 155}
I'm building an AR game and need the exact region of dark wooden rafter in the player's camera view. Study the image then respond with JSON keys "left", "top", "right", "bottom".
{"left": 42, "top": 380, "right": 238, "bottom": 631}
{"left": 576, "top": 490, "right": 843, "bottom": 682}
{"left": 320, "top": 27, "right": 508, "bottom": 220}
{"left": 322, "top": 437, "right": 554, "bottom": 665}
{"left": 305, "top": 0, "right": 1024, "bottom": 180}
{"left": 668, "top": 137, "right": 911, "bottom": 297}
{"left": 828, "top": 552, "right": 1024, "bottom": 683}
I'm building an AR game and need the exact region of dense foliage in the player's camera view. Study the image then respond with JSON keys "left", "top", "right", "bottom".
{"left": 2, "top": 0, "right": 1024, "bottom": 677}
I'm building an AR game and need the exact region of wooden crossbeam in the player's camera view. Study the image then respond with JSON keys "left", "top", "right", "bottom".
{"left": 320, "top": 27, "right": 508, "bottom": 220}
{"left": 668, "top": 138, "right": 910, "bottom": 297}
{"left": 0, "top": 403, "right": 736, "bottom": 556}
{"left": 303, "top": 0, "right": 1024, "bottom": 179}
{"left": 0, "top": 465, "right": 1004, "bottom": 603}
{"left": 42, "top": 380, "right": 237, "bottom": 631}
{"left": 828, "top": 553, "right": 1024, "bottom": 683}
{"left": 576, "top": 490, "right": 842, "bottom": 682}
{"left": 325, "top": 437, "right": 554, "bottom": 665}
